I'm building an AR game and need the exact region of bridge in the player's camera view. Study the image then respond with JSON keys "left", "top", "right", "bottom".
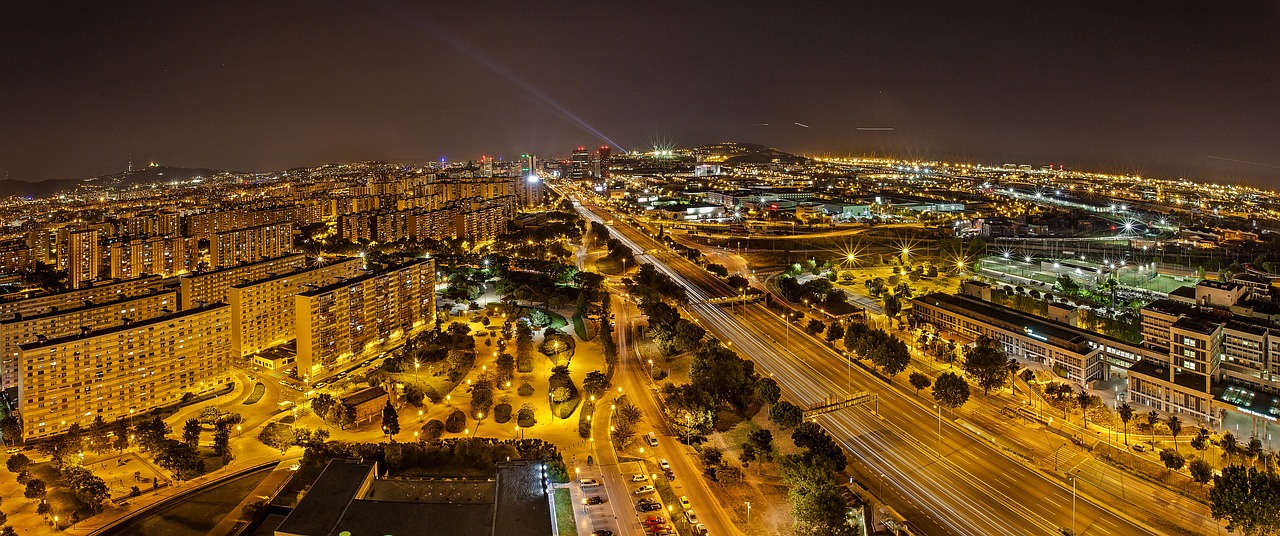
{"left": 803, "top": 391, "right": 878, "bottom": 420}
{"left": 704, "top": 293, "right": 765, "bottom": 305}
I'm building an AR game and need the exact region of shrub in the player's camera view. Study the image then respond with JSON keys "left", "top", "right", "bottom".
{"left": 517, "top": 406, "right": 537, "bottom": 428}
{"left": 444, "top": 410, "right": 467, "bottom": 434}
{"left": 518, "top": 382, "right": 535, "bottom": 397}
{"left": 577, "top": 400, "right": 595, "bottom": 439}
{"left": 421, "top": 420, "right": 445, "bottom": 441}
{"left": 494, "top": 404, "right": 513, "bottom": 423}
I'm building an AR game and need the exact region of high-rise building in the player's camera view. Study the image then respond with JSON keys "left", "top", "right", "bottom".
{"left": 18, "top": 302, "right": 232, "bottom": 441}
{"left": 570, "top": 147, "right": 590, "bottom": 180}
{"left": 595, "top": 146, "right": 611, "bottom": 179}
{"left": 0, "top": 290, "right": 177, "bottom": 389}
{"left": 58, "top": 228, "right": 100, "bottom": 289}
{"left": 108, "top": 236, "right": 197, "bottom": 279}
{"left": 209, "top": 222, "right": 294, "bottom": 268}
{"left": 295, "top": 259, "right": 435, "bottom": 380}
{"left": 179, "top": 253, "right": 307, "bottom": 310}
{"left": 228, "top": 257, "right": 364, "bottom": 358}
{"left": 0, "top": 275, "right": 165, "bottom": 322}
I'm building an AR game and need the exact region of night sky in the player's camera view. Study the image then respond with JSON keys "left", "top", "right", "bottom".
{"left": 3, "top": 2, "right": 1279, "bottom": 186}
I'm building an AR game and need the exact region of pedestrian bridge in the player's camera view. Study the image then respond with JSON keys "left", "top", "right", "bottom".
{"left": 803, "top": 391, "right": 878, "bottom": 420}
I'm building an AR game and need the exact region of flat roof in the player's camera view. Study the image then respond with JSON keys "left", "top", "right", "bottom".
{"left": 332, "top": 500, "right": 493, "bottom": 536}
{"left": 0, "top": 289, "right": 175, "bottom": 323}
{"left": 492, "top": 461, "right": 554, "bottom": 536}
{"left": 1171, "top": 316, "right": 1221, "bottom": 335}
{"left": 18, "top": 302, "right": 228, "bottom": 350}
{"left": 180, "top": 253, "right": 305, "bottom": 280}
{"left": 276, "top": 459, "right": 375, "bottom": 536}
{"left": 231, "top": 257, "right": 361, "bottom": 289}
{"left": 915, "top": 293, "right": 1088, "bottom": 349}
{"left": 298, "top": 259, "right": 428, "bottom": 297}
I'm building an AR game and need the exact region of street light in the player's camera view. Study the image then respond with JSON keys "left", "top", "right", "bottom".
{"left": 745, "top": 501, "right": 752, "bottom": 524}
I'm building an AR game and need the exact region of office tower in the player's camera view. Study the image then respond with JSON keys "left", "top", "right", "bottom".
{"left": 596, "top": 145, "right": 611, "bottom": 179}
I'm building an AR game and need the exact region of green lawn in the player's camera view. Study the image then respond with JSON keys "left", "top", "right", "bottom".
{"left": 572, "top": 313, "right": 591, "bottom": 341}
{"left": 553, "top": 488, "right": 577, "bottom": 535}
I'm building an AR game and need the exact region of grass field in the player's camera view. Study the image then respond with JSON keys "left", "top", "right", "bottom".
{"left": 553, "top": 488, "right": 577, "bottom": 536}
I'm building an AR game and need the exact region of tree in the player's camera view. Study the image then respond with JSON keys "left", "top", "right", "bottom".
{"left": 381, "top": 401, "right": 400, "bottom": 441}
{"left": 582, "top": 371, "right": 610, "bottom": 398}
{"left": 883, "top": 293, "right": 901, "bottom": 319}
{"left": 1076, "top": 389, "right": 1097, "bottom": 429}
{"left": 962, "top": 336, "right": 1008, "bottom": 396}
{"left": 1160, "top": 449, "right": 1185, "bottom": 473}
{"left": 135, "top": 415, "right": 171, "bottom": 452}
{"left": 1210, "top": 465, "right": 1280, "bottom": 535}
{"left": 933, "top": 372, "right": 970, "bottom": 411}
{"left": 312, "top": 393, "right": 337, "bottom": 419}
{"left": 155, "top": 439, "right": 205, "bottom": 481}
{"left": 1167, "top": 415, "right": 1182, "bottom": 454}
{"left": 0, "top": 526, "right": 16, "bottom": 536}
{"left": 756, "top": 377, "right": 781, "bottom": 405}
{"left": 1221, "top": 432, "right": 1240, "bottom": 466}
{"left": 5, "top": 453, "right": 29, "bottom": 474}
{"left": 792, "top": 422, "right": 847, "bottom": 471}
{"left": 824, "top": 322, "right": 844, "bottom": 343}
{"left": 213, "top": 425, "right": 233, "bottom": 463}
{"left": 257, "top": 423, "right": 296, "bottom": 454}
{"left": 1191, "top": 426, "right": 1210, "bottom": 461}
{"left": 770, "top": 401, "right": 803, "bottom": 429}
{"left": 471, "top": 380, "right": 494, "bottom": 416}
{"left": 805, "top": 319, "right": 825, "bottom": 335}
{"left": 748, "top": 429, "right": 774, "bottom": 459}
{"left": 689, "top": 341, "right": 759, "bottom": 411}
{"left": 24, "top": 478, "right": 46, "bottom": 500}
{"left": 1146, "top": 410, "right": 1160, "bottom": 446}
{"left": 182, "top": 418, "right": 202, "bottom": 449}
{"left": 908, "top": 372, "right": 932, "bottom": 396}
{"left": 1118, "top": 403, "right": 1134, "bottom": 445}
{"left": 1189, "top": 458, "right": 1213, "bottom": 486}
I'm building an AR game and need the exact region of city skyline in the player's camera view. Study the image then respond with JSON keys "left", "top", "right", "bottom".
{"left": 3, "top": 2, "right": 1279, "bottom": 186}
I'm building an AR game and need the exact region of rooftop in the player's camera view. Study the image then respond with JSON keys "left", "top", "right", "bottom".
{"left": 298, "top": 258, "right": 429, "bottom": 297}
{"left": 18, "top": 302, "right": 228, "bottom": 350}
{"left": 341, "top": 386, "right": 388, "bottom": 408}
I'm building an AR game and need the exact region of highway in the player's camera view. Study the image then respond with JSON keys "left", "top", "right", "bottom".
{"left": 567, "top": 191, "right": 1194, "bottom": 535}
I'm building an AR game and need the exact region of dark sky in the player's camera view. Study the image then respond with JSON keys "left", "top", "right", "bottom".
{"left": 3, "top": 2, "right": 1279, "bottom": 187}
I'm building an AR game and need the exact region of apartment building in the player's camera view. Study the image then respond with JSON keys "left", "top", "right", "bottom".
{"left": 179, "top": 253, "right": 307, "bottom": 310}
{"left": 0, "top": 290, "right": 176, "bottom": 390}
{"left": 0, "top": 275, "right": 165, "bottom": 322}
{"left": 59, "top": 228, "right": 100, "bottom": 289}
{"left": 229, "top": 257, "right": 364, "bottom": 357}
{"left": 17, "top": 302, "right": 232, "bottom": 441}
{"left": 209, "top": 222, "right": 294, "bottom": 268}
{"left": 295, "top": 259, "right": 435, "bottom": 380}
{"left": 108, "top": 235, "right": 197, "bottom": 279}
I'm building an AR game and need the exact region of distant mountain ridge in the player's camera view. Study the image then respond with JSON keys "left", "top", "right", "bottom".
{"left": 0, "top": 165, "right": 227, "bottom": 198}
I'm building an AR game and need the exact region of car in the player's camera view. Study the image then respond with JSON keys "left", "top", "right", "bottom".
{"left": 289, "top": 462, "right": 301, "bottom": 471}
{"left": 643, "top": 516, "right": 667, "bottom": 526}
{"left": 678, "top": 495, "right": 691, "bottom": 509}
{"left": 638, "top": 497, "right": 658, "bottom": 505}
{"left": 1132, "top": 443, "right": 1149, "bottom": 452}
{"left": 579, "top": 478, "right": 601, "bottom": 487}
{"left": 685, "top": 511, "right": 699, "bottom": 524}
{"left": 639, "top": 502, "right": 662, "bottom": 512}
{"left": 631, "top": 474, "right": 648, "bottom": 482}
{"left": 591, "top": 531, "right": 614, "bottom": 536}
{"left": 646, "top": 432, "right": 659, "bottom": 447}
{"left": 658, "top": 459, "right": 670, "bottom": 471}
{"left": 664, "top": 469, "right": 676, "bottom": 481}
{"left": 634, "top": 485, "right": 656, "bottom": 495}
{"left": 585, "top": 496, "right": 604, "bottom": 505}
{"left": 314, "top": 381, "right": 328, "bottom": 389}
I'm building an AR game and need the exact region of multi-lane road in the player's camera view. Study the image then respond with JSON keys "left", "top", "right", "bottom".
{"left": 566, "top": 190, "right": 1217, "bottom": 536}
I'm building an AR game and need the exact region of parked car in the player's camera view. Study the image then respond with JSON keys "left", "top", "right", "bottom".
{"left": 631, "top": 474, "right": 648, "bottom": 482}
{"left": 678, "top": 496, "right": 691, "bottom": 509}
{"left": 665, "top": 468, "right": 676, "bottom": 481}
{"left": 658, "top": 459, "right": 670, "bottom": 471}
{"left": 579, "top": 478, "right": 601, "bottom": 487}
{"left": 1131, "top": 443, "right": 1149, "bottom": 452}
{"left": 586, "top": 496, "right": 604, "bottom": 505}
{"left": 639, "top": 502, "right": 662, "bottom": 512}
{"left": 644, "top": 516, "right": 667, "bottom": 526}
{"left": 591, "top": 531, "right": 614, "bottom": 536}
{"left": 646, "top": 432, "right": 659, "bottom": 447}
{"left": 685, "top": 511, "right": 699, "bottom": 525}
{"left": 633, "top": 485, "right": 656, "bottom": 495}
